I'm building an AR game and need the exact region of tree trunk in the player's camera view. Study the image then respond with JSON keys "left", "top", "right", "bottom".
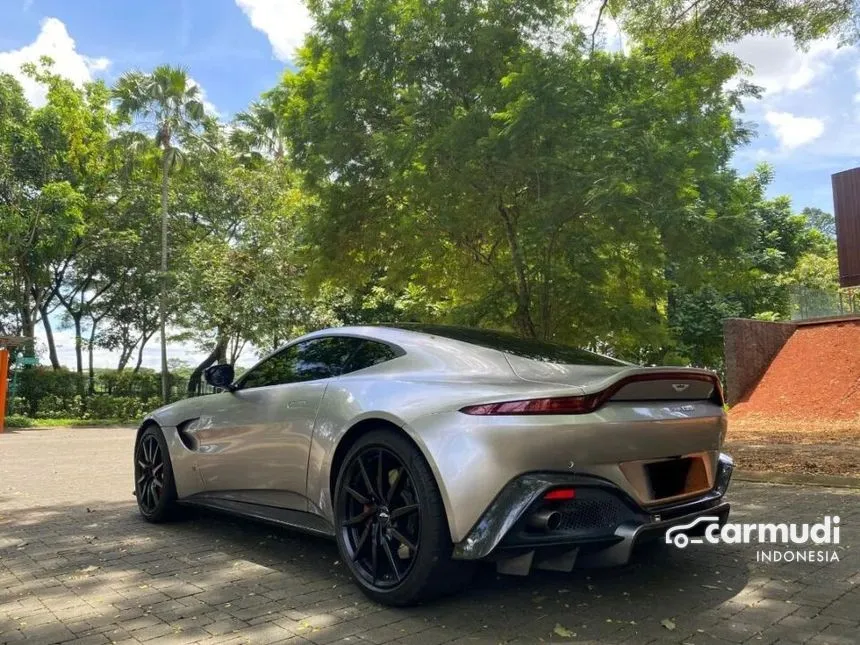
{"left": 133, "top": 342, "right": 146, "bottom": 374}
{"left": 39, "top": 304, "right": 61, "bottom": 369}
{"left": 498, "top": 203, "right": 537, "bottom": 338}
{"left": 133, "top": 329, "right": 156, "bottom": 373}
{"left": 87, "top": 319, "right": 98, "bottom": 395}
{"left": 186, "top": 335, "right": 229, "bottom": 397}
{"left": 159, "top": 148, "right": 170, "bottom": 404}
{"left": 20, "top": 276, "right": 37, "bottom": 357}
{"left": 20, "top": 311, "right": 35, "bottom": 356}
{"left": 72, "top": 314, "right": 84, "bottom": 375}
{"left": 117, "top": 342, "right": 134, "bottom": 371}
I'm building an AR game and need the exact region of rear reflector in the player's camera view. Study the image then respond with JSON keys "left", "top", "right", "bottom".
{"left": 544, "top": 488, "right": 576, "bottom": 501}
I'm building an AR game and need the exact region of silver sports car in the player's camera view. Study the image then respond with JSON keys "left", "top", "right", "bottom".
{"left": 134, "top": 324, "right": 733, "bottom": 605}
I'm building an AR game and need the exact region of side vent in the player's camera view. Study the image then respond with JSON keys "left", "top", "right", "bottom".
{"left": 176, "top": 419, "right": 199, "bottom": 451}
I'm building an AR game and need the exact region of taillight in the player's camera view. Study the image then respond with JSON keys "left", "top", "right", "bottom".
{"left": 459, "top": 371, "right": 723, "bottom": 415}
{"left": 460, "top": 394, "right": 601, "bottom": 415}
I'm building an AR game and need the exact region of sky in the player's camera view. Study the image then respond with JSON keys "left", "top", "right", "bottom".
{"left": 1, "top": 0, "right": 859, "bottom": 370}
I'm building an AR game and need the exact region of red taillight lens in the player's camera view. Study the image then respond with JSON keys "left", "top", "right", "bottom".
{"left": 544, "top": 488, "right": 576, "bottom": 501}
{"left": 459, "top": 394, "right": 601, "bottom": 415}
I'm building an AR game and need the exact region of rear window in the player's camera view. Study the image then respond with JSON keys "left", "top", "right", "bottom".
{"left": 385, "top": 324, "right": 625, "bottom": 366}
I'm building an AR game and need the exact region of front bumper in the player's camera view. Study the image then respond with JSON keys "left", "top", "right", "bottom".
{"left": 452, "top": 453, "right": 733, "bottom": 572}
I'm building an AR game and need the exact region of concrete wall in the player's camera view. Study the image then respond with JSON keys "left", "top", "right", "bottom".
{"left": 723, "top": 318, "right": 796, "bottom": 405}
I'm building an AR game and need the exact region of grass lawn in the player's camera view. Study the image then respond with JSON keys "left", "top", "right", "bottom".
{"left": 726, "top": 415, "right": 860, "bottom": 478}
{"left": 4, "top": 416, "right": 134, "bottom": 429}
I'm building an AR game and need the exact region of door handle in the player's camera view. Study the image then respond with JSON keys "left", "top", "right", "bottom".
{"left": 288, "top": 400, "right": 310, "bottom": 408}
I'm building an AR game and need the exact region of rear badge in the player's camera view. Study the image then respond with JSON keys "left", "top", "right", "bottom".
{"left": 666, "top": 404, "right": 696, "bottom": 416}
{"left": 672, "top": 383, "right": 690, "bottom": 392}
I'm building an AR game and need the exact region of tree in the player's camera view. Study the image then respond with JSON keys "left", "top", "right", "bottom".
{"left": 170, "top": 137, "right": 316, "bottom": 394}
{"left": 281, "top": 0, "right": 763, "bottom": 356}
{"left": 618, "top": 0, "right": 857, "bottom": 47}
{"left": 112, "top": 65, "right": 209, "bottom": 403}
{"left": 802, "top": 206, "right": 836, "bottom": 239}
{"left": 230, "top": 86, "right": 290, "bottom": 163}
{"left": 0, "top": 64, "right": 94, "bottom": 363}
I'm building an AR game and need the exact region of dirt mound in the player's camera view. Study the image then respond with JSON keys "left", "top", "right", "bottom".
{"left": 730, "top": 320, "right": 860, "bottom": 421}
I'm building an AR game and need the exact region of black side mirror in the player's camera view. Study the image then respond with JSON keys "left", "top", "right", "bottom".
{"left": 204, "top": 364, "right": 235, "bottom": 391}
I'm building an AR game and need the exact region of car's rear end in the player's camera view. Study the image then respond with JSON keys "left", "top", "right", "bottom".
{"left": 394, "top": 326, "right": 732, "bottom": 575}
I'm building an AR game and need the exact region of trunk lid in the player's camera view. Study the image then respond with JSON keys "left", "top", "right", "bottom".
{"left": 503, "top": 355, "right": 721, "bottom": 403}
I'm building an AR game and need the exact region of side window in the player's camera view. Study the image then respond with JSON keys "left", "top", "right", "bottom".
{"left": 342, "top": 340, "right": 400, "bottom": 374}
{"left": 294, "top": 337, "right": 361, "bottom": 381}
{"left": 239, "top": 337, "right": 364, "bottom": 389}
{"left": 239, "top": 344, "right": 301, "bottom": 390}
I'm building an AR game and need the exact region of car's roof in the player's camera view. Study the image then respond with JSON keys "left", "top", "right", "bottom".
{"left": 298, "top": 324, "right": 626, "bottom": 367}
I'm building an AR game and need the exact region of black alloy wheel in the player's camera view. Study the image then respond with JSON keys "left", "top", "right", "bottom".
{"left": 136, "top": 433, "right": 165, "bottom": 514}
{"left": 134, "top": 425, "right": 179, "bottom": 522}
{"left": 340, "top": 446, "right": 421, "bottom": 588}
{"left": 334, "top": 429, "right": 474, "bottom": 605}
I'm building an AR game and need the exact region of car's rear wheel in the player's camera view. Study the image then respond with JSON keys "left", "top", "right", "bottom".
{"left": 134, "top": 424, "right": 179, "bottom": 522}
{"left": 334, "top": 429, "right": 473, "bottom": 605}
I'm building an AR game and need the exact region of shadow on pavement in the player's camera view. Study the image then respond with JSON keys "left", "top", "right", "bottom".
{"left": 0, "top": 499, "right": 756, "bottom": 644}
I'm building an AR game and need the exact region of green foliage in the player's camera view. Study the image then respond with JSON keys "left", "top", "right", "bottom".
{"left": 99, "top": 370, "right": 161, "bottom": 398}
{"left": 618, "top": 0, "right": 856, "bottom": 47}
{"left": 9, "top": 366, "right": 184, "bottom": 420}
{"left": 281, "top": 0, "right": 752, "bottom": 354}
{"left": 8, "top": 417, "right": 130, "bottom": 427}
{"left": 4, "top": 415, "right": 34, "bottom": 428}
{"left": 16, "top": 368, "right": 79, "bottom": 413}
{"left": 85, "top": 395, "right": 162, "bottom": 421}
{"left": 802, "top": 206, "right": 836, "bottom": 239}
{"left": 0, "top": 1, "right": 852, "bottom": 391}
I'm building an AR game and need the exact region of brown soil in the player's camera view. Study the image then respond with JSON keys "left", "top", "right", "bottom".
{"left": 726, "top": 416, "right": 860, "bottom": 477}
{"left": 731, "top": 320, "right": 860, "bottom": 420}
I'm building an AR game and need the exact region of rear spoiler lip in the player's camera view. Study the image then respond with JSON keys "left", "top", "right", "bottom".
{"left": 459, "top": 368, "right": 725, "bottom": 416}
{"left": 589, "top": 369, "right": 724, "bottom": 407}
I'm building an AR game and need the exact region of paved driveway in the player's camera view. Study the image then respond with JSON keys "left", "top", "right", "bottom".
{"left": 0, "top": 427, "right": 857, "bottom": 645}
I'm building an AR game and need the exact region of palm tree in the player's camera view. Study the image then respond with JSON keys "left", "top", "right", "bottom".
{"left": 229, "top": 88, "right": 288, "bottom": 162}
{"left": 112, "top": 65, "right": 208, "bottom": 404}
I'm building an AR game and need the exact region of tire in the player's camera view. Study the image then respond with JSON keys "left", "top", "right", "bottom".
{"left": 134, "top": 424, "right": 180, "bottom": 522}
{"left": 333, "top": 429, "right": 474, "bottom": 605}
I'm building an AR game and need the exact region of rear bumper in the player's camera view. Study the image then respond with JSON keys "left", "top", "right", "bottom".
{"left": 452, "top": 453, "right": 733, "bottom": 571}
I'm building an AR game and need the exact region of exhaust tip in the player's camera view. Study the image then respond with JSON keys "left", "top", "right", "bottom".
{"left": 528, "top": 509, "right": 562, "bottom": 532}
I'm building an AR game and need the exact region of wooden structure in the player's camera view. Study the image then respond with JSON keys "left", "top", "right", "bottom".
{"left": 0, "top": 336, "right": 32, "bottom": 433}
{"left": 833, "top": 167, "right": 860, "bottom": 288}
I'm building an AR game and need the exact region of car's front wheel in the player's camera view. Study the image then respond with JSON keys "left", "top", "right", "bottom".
{"left": 134, "top": 424, "right": 179, "bottom": 522}
{"left": 333, "top": 429, "right": 473, "bottom": 605}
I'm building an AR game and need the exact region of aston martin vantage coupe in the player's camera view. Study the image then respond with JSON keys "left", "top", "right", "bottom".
{"left": 134, "top": 324, "right": 733, "bottom": 605}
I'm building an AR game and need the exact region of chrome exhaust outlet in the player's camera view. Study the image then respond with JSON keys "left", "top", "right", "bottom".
{"left": 528, "top": 509, "right": 561, "bottom": 532}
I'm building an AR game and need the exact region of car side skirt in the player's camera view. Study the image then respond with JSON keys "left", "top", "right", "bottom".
{"left": 179, "top": 495, "right": 336, "bottom": 538}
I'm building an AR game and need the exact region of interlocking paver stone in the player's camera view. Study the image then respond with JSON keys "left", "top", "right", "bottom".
{"left": 1, "top": 427, "right": 858, "bottom": 644}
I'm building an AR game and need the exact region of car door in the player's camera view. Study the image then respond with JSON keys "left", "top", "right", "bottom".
{"left": 190, "top": 336, "right": 361, "bottom": 509}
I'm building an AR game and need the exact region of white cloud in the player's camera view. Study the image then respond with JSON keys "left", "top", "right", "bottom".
{"left": 855, "top": 64, "right": 860, "bottom": 105}
{"left": 235, "top": 0, "right": 313, "bottom": 62}
{"left": 765, "top": 111, "right": 825, "bottom": 149}
{"left": 0, "top": 17, "right": 110, "bottom": 106}
{"left": 725, "top": 35, "right": 846, "bottom": 95}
